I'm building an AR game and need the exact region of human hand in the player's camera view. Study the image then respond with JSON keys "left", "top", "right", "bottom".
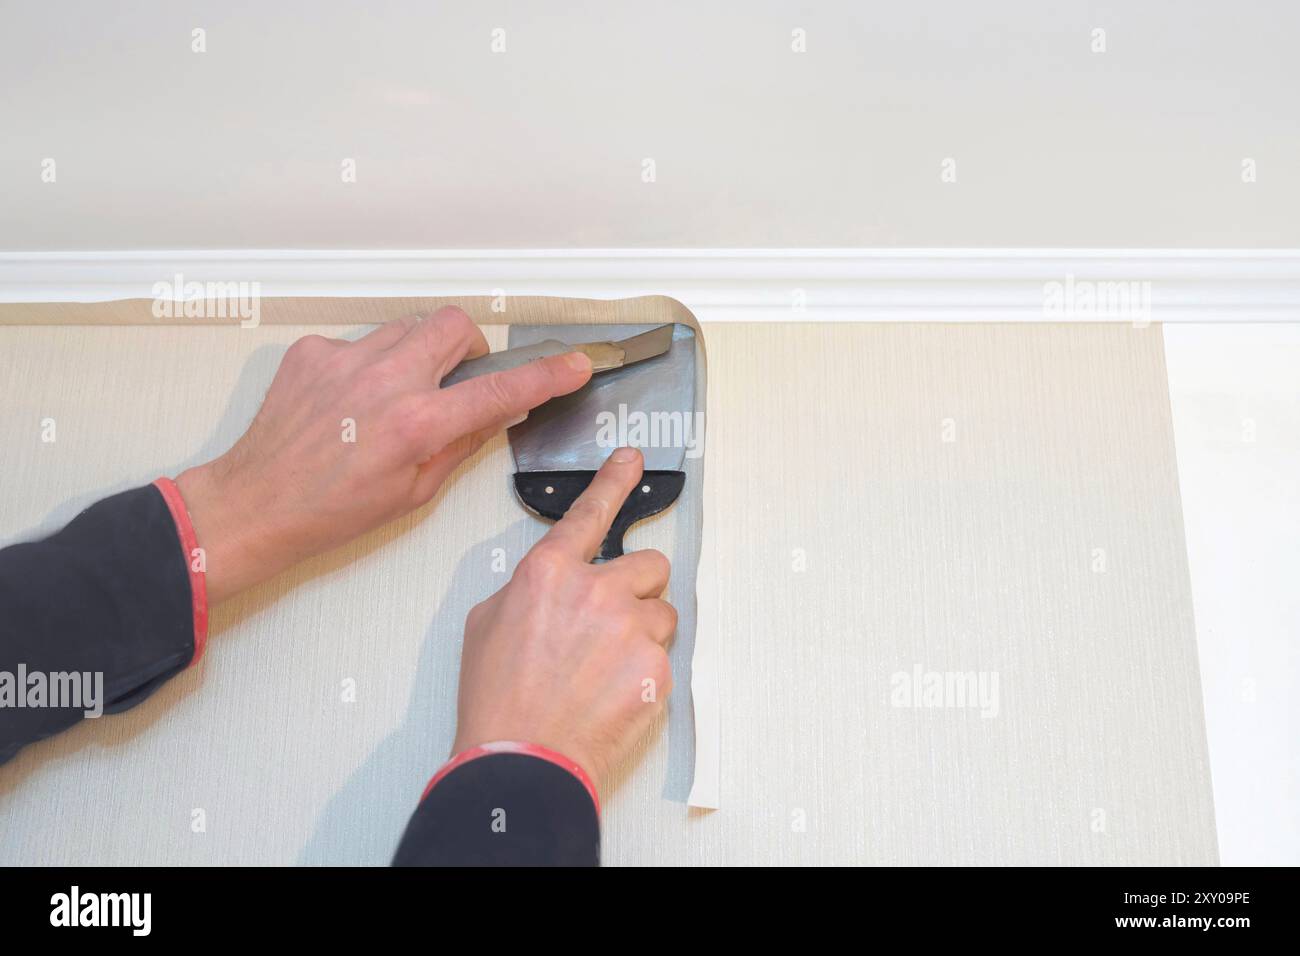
{"left": 176, "top": 307, "right": 593, "bottom": 604}
{"left": 451, "top": 447, "right": 677, "bottom": 794}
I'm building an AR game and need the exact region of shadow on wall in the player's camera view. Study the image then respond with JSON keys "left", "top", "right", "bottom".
{"left": 295, "top": 488, "right": 700, "bottom": 865}
{"left": 296, "top": 524, "right": 516, "bottom": 865}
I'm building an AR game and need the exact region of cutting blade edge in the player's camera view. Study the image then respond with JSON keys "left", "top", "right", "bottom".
{"left": 613, "top": 324, "right": 675, "bottom": 366}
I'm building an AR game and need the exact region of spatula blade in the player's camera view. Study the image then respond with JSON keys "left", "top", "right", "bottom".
{"left": 507, "top": 323, "right": 697, "bottom": 473}
{"left": 614, "top": 325, "right": 675, "bottom": 366}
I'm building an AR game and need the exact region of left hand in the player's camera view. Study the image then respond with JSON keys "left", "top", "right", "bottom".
{"left": 176, "top": 306, "right": 593, "bottom": 603}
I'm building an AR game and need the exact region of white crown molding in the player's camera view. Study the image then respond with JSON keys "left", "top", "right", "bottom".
{"left": 1, "top": 248, "right": 1298, "bottom": 322}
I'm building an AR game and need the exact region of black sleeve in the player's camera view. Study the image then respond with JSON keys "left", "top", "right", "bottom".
{"left": 392, "top": 753, "right": 601, "bottom": 866}
{"left": 0, "top": 484, "right": 196, "bottom": 765}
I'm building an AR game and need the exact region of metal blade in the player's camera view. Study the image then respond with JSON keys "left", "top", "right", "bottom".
{"left": 507, "top": 323, "right": 697, "bottom": 473}
{"left": 611, "top": 325, "right": 674, "bottom": 366}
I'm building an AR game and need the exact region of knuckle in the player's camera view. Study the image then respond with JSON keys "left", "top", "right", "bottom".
{"left": 366, "top": 350, "right": 405, "bottom": 379}
{"left": 565, "top": 496, "right": 608, "bottom": 528}
{"left": 433, "top": 305, "right": 474, "bottom": 334}
{"left": 640, "top": 644, "right": 673, "bottom": 689}
{"left": 517, "top": 543, "right": 568, "bottom": 585}
{"left": 657, "top": 600, "right": 679, "bottom": 633}
{"left": 378, "top": 315, "right": 419, "bottom": 343}
{"left": 286, "top": 334, "right": 331, "bottom": 362}
{"left": 643, "top": 548, "right": 671, "bottom": 579}
{"left": 480, "top": 372, "right": 522, "bottom": 415}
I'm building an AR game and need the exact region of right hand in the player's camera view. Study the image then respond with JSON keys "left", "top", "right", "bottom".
{"left": 451, "top": 447, "right": 677, "bottom": 793}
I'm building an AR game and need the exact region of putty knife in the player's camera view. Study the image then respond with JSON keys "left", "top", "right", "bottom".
{"left": 448, "top": 323, "right": 696, "bottom": 561}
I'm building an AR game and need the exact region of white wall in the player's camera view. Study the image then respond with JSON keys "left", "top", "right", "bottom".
{"left": 1165, "top": 323, "right": 1300, "bottom": 866}
{"left": 2, "top": 0, "right": 1298, "bottom": 250}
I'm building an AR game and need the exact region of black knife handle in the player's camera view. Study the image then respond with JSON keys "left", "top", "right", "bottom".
{"left": 514, "top": 470, "right": 686, "bottom": 561}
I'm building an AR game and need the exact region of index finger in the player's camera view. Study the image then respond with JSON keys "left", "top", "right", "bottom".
{"left": 542, "top": 447, "right": 644, "bottom": 561}
{"left": 435, "top": 346, "right": 590, "bottom": 433}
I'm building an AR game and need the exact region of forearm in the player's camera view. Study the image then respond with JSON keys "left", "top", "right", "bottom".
{"left": 0, "top": 481, "right": 204, "bottom": 764}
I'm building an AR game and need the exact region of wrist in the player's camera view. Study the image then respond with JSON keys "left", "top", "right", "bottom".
{"left": 175, "top": 458, "right": 277, "bottom": 604}
{"left": 152, "top": 477, "right": 211, "bottom": 665}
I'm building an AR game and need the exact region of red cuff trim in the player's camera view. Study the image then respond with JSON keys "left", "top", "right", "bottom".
{"left": 421, "top": 742, "right": 600, "bottom": 816}
{"left": 152, "top": 477, "right": 209, "bottom": 668}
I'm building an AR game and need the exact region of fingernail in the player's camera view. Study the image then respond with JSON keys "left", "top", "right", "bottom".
{"left": 611, "top": 447, "right": 639, "bottom": 464}
{"left": 506, "top": 412, "right": 528, "bottom": 427}
{"left": 564, "top": 351, "right": 592, "bottom": 373}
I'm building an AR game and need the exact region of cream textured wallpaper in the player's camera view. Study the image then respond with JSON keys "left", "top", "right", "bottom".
{"left": 0, "top": 303, "right": 1216, "bottom": 864}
